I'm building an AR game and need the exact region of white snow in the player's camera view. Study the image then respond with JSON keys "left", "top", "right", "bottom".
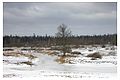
{"left": 3, "top": 46, "right": 117, "bottom": 79}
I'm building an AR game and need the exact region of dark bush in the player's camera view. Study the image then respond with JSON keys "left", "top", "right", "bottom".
{"left": 3, "top": 49, "right": 14, "bottom": 51}
{"left": 102, "top": 45, "right": 106, "bottom": 48}
{"left": 91, "top": 57, "right": 97, "bottom": 60}
{"left": 20, "top": 61, "right": 34, "bottom": 66}
{"left": 71, "top": 51, "right": 81, "bottom": 54}
{"left": 86, "top": 52, "right": 102, "bottom": 59}
{"left": 3, "top": 52, "right": 21, "bottom": 57}
{"left": 110, "top": 47, "right": 115, "bottom": 50}
{"left": 88, "top": 49, "right": 93, "bottom": 51}
{"left": 48, "top": 51, "right": 60, "bottom": 56}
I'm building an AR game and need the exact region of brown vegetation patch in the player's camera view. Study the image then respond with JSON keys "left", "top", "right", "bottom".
{"left": 56, "top": 56, "right": 68, "bottom": 64}
{"left": 21, "top": 53, "right": 37, "bottom": 59}
{"left": 71, "top": 51, "right": 81, "bottom": 54}
{"left": 3, "top": 49, "right": 14, "bottom": 51}
{"left": 91, "top": 57, "right": 97, "bottom": 60}
{"left": 14, "top": 61, "right": 34, "bottom": 66}
{"left": 19, "top": 61, "right": 34, "bottom": 66}
{"left": 56, "top": 55, "right": 76, "bottom": 64}
{"left": 3, "top": 52, "right": 21, "bottom": 57}
{"left": 86, "top": 52, "right": 102, "bottom": 59}
{"left": 3, "top": 52, "right": 37, "bottom": 59}
{"left": 88, "top": 49, "right": 93, "bottom": 51}
{"left": 48, "top": 51, "right": 59, "bottom": 56}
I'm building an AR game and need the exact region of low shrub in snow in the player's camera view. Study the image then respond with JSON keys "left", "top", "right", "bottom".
{"left": 3, "top": 74, "right": 16, "bottom": 78}
{"left": 101, "top": 45, "right": 106, "bottom": 48}
{"left": 20, "top": 61, "right": 34, "bottom": 66}
{"left": 56, "top": 56, "right": 66, "bottom": 64}
{"left": 88, "top": 49, "right": 93, "bottom": 51}
{"left": 3, "top": 52, "right": 21, "bottom": 57}
{"left": 72, "top": 45, "right": 80, "bottom": 48}
{"left": 71, "top": 51, "right": 81, "bottom": 54}
{"left": 107, "top": 52, "right": 116, "bottom": 56}
{"left": 3, "top": 49, "right": 14, "bottom": 51}
{"left": 70, "top": 51, "right": 82, "bottom": 57}
{"left": 22, "top": 53, "right": 37, "bottom": 59}
{"left": 86, "top": 52, "right": 102, "bottom": 59}
{"left": 91, "top": 57, "right": 97, "bottom": 60}
{"left": 3, "top": 51, "right": 37, "bottom": 60}
{"left": 48, "top": 51, "right": 60, "bottom": 56}
{"left": 14, "top": 61, "right": 34, "bottom": 66}
{"left": 105, "top": 48, "right": 109, "bottom": 50}
{"left": 56, "top": 55, "right": 74, "bottom": 64}
{"left": 110, "top": 47, "right": 115, "bottom": 50}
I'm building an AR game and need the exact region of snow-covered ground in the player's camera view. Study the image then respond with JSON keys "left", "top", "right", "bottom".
{"left": 3, "top": 46, "right": 117, "bottom": 79}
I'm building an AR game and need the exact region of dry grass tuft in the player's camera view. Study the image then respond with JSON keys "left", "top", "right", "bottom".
{"left": 55, "top": 55, "right": 74, "bottom": 64}
{"left": 20, "top": 61, "right": 33, "bottom": 66}
{"left": 15, "top": 61, "right": 34, "bottom": 66}
{"left": 3, "top": 52, "right": 21, "bottom": 57}
{"left": 3, "top": 52, "right": 37, "bottom": 59}
{"left": 56, "top": 56, "right": 67, "bottom": 64}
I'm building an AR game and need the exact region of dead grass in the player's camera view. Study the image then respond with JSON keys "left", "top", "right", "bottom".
{"left": 3, "top": 49, "right": 14, "bottom": 51}
{"left": 3, "top": 52, "right": 37, "bottom": 59}
{"left": 20, "top": 61, "right": 33, "bottom": 66}
{"left": 21, "top": 53, "right": 37, "bottom": 59}
{"left": 56, "top": 55, "right": 75, "bottom": 64}
{"left": 56, "top": 56, "right": 66, "bottom": 64}
{"left": 70, "top": 51, "right": 81, "bottom": 57}
{"left": 15, "top": 61, "right": 34, "bottom": 66}
{"left": 3, "top": 52, "right": 21, "bottom": 57}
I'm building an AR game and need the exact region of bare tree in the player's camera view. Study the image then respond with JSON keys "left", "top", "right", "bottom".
{"left": 56, "top": 24, "right": 72, "bottom": 56}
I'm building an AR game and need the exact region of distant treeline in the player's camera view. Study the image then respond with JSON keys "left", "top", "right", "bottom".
{"left": 3, "top": 34, "right": 117, "bottom": 47}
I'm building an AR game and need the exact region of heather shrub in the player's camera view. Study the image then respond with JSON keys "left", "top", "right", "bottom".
{"left": 86, "top": 52, "right": 102, "bottom": 59}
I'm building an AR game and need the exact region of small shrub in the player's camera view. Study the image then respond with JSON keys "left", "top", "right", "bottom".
{"left": 48, "top": 51, "right": 60, "bottom": 56}
{"left": 56, "top": 56, "right": 66, "bottom": 64}
{"left": 91, "top": 57, "right": 97, "bottom": 60}
{"left": 20, "top": 61, "right": 34, "bottom": 66}
{"left": 3, "top": 52, "right": 21, "bottom": 57}
{"left": 79, "top": 45, "right": 85, "bottom": 48}
{"left": 62, "top": 47, "right": 72, "bottom": 53}
{"left": 86, "top": 52, "right": 102, "bottom": 59}
{"left": 88, "top": 49, "right": 93, "bottom": 51}
{"left": 3, "top": 74, "right": 16, "bottom": 78}
{"left": 71, "top": 51, "right": 81, "bottom": 54}
{"left": 21, "top": 53, "right": 37, "bottom": 59}
{"left": 73, "top": 45, "right": 80, "bottom": 48}
{"left": 102, "top": 45, "right": 106, "bottom": 48}
{"left": 107, "top": 52, "right": 116, "bottom": 56}
{"left": 3, "top": 49, "right": 14, "bottom": 51}
{"left": 110, "top": 47, "right": 115, "bottom": 50}
{"left": 105, "top": 48, "right": 109, "bottom": 50}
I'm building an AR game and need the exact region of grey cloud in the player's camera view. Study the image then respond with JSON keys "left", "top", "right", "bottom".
{"left": 3, "top": 2, "right": 117, "bottom": 36}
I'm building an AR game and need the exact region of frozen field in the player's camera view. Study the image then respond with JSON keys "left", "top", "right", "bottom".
{"left": 3, "top": 45, "right": 117, "bottom": 79}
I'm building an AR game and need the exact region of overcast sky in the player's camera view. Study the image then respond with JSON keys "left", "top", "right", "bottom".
{"left": 3, "top": 2, "right": 117, "bottom": 36}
